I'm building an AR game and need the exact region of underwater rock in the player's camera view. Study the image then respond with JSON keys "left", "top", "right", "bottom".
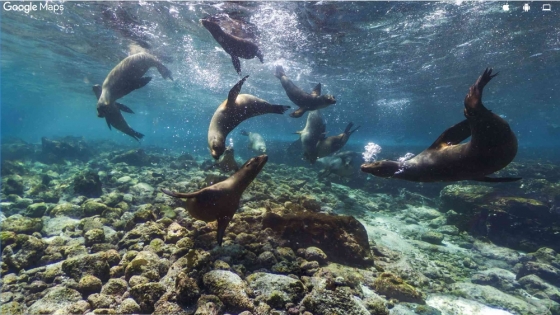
{"left": 175, "top": 272, "right": 201, "bottom": 304}
{"left": 87, "top": 293, "right": 115, "bottom": 309}
{"left": 119, "top": 221, "right": 166, "bottom": 249}
{"left": 471, "top": 268, "right": 519, "bottom": 292}
{"left": 420, "top": 231, "right": 444, "bottom": 245}
{"left": 2, "top": 235, "right": 47, "bottom": 271}
{"left": 1, "top": 214, "right": 43, "bottom": 234}
{"left": 27, "top": 285, "right": 82, "bottom": 315}
{"left": 82, "top": 200, "right": 109, "bottom": 217}
{"left": 262, "top": 211, "right": 373, "bottom": 267}
{"left": 41, "top": 136, "right": 92, "bottom": 163}
{"left": 246, "top": 272, "right": 306, "bottom": 308}
{"left": 2, "top": 175, "right": 24, "bottom": 196}
{"left": 25, "top": 202, "right": 48, "bottom": 218}
{"left": 111, "top": 149, "right": 159, "bottom": 166}
{"left": 194, "top": 294, "right": 225, "bottom": 315}
{"left": 50, "top": 203, "right": 83, "bottom": 218}
{"left": 129, "top": 282, "right": 166, "bottom": 313}
{"left": 100, "top": 278, "right": 128, "bottom": 296}
{"left": 202, "top": 270, "right": 254, "bottom": 312}
{"left": 302, "top": 246, "right": 328, "bottom": 265}
{"left": 516, "top": 261, "right": 560, "bottom": 287}
{"left": 518, "top": 274, "right": 560, "bottom": 303}
{"left": 301, "top": 286, "right": 370, "bottom": 315}
{"left": 1, "top": 138, "right": 37, "bottom": 161}
{"left": 441, "top": 184, "right": 560, "bottom": 253}
{"left": 84, "top": 228, "right": 105, "bottom": 247}
{"left": 42, "top": 216, "right": 79, "bottom": 236}
{"left": 77, "top": 274, "right": 102, "bottom": 296}
{"left": 61, "top": 252, "right": 111, "bottom": 282}
{"left": 166, "top": 222, "right": 188, "bottom": 243}
{"left": 117, "top": 298, "right": 141, "bottom": 314}
{"left": 153, "top": 300, "right": 190, "bottom": 315}
{"left": 1, "top": 160, "right": 27, "bottom": 177}
{"left": 372, "top": 272, "right": 425, "bottom": 304}
{"left": 124, "top": 250, "right": 169, "bottom": 282}
{"left": 73, "top": 171, "right": 103, "bottom": 198}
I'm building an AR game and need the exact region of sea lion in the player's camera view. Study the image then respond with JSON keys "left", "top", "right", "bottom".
{"left": 201, "top": 17, "right": 263, "bottom": 75}
{"left": 275, "top": 66, "right": 336, "bottom": 118}
{"left": 96, "top": 52, "right": 173, "bottom": 119}
{"left": 162, "top": 155, "right": 268, "bottom": 246}
{"left": 241, "top": 130, "right": 266, "bottom": 154}
{"left": 208, "top": 75, "right": 290, "bottom": 160}
{"left": 296, "top": 110, "right": 326, "bottom": 164}
{"left": 316, "top": 122, "right": 360, "bottom": 158}
{"left": 361, "top": 68, "right": 520, "bottom": 183}
{"left": 205, "top": 146, "right": 239, "bottom": 173}
{"left": 318, "top": 151, "right": 361, "bottom": 178}
{"left": 92, "top": 85, "right": 144, "bottom": 141}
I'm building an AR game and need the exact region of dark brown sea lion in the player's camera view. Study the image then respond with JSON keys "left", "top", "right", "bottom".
{"left": 96, "top": 52, "right": 173, "bottom": 118}
{"left": 92, "top": 85, "right": 144, "bottom": 141}
{"left": 316, "top": 122, "right": 360, "bottom": 158}
{"left": 208, "top": 76, "right": 290, "bottom": 160}
{"left": 162, "top": 155, "right": 268, "bottom": 246}
{"left": 361, "top": 68, "right": 520, "bottom": 183}
{"left": 275, "top": 66, "right": 336, "bottom": 118}
{"left": 201, "top": 17, "right": 263, "bottom": 75}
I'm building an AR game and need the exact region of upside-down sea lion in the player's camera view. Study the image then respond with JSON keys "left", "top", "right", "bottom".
{"left": 296, "top": 110, "right": 326, "bottom": 164}
{"left": 275, "top": 66, "right": 336, "bottom": 118}
{"left": 92, "top": 85, "right": 144, "bottom": 141}
{"left": 361, "top": 68, "right": 520, "bottom": 183}
{"left": 241, "top": 130, "right": 266, "bottom": 154}
{"left": 208, "top": 76, "right": 290, "bottom": 160}
{"left": 316, "top": 122, "right": 360, "bottom": 158}
{"left": 96, "top": 52, "right": 173, "bottom": 118}
{"left": 318, "top": 151, "right": 361, "bottom": 179}
{"left": 162, "top": 155, "right": 268, "bottom": 246}
{"left": 201, "top": 17, "right": 263, "bottom": 75}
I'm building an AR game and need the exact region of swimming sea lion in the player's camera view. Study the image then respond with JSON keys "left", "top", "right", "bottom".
{"left": 296, "top": 110, "right": 326, "bottom": 164}
{"left": 92, "top": 85, "right": 144, "bottom": 141}
{"left": 316, "top": 122, "right": 360, "bottom": 158}
{"left": 208, "top": 76, "right": 290, "bottom": 160}
{"left": 205, "top": 146, "right": 239, "bottom": 173}
{"left": 201, "top": 17, "right": 263, "bottom": 75}
{"left": 318, "top": 151, "right": 361, "bottom": 178}
{"left": 96, "top": 52, "right": 173, "bottom": 118}
{"left": 275, "top": 66, "right": 336, "bottom": 118}
{"left": 361, "top": 68, "right": 520, "bottom": 182}
{"left": 162, "top": 155, "right": 268, "bottom": 246}
{"left": 241, "top": 130, "right": 266, "bottom": 154}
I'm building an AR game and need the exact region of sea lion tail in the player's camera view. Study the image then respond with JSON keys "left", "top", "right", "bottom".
{"left": 240, "top": 130, "right": 249, "bottom": 136}
{"left": 290, "top": 108, "right": 306, "bottom": 118}
{"left": 348, "top": 123, "right": 361, "bottom": 135}
{"left": 344, "top": 122, "right": 354, "bottom": 134}
{"left": 270, "top": 104, "right": 291, "bottom": 115}
{"left": 257, "top": 50, "right": 264, "bottom": 63}
{"left": 131, "top": 130, "right": 144, "bottom": 142}
{"left": 156, "top": 64, "right": 174, "bottom": 81}
{"left": 275, "top": 65, "right": 285, "bottom": 79}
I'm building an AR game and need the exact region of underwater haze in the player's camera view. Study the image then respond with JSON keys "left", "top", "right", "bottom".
{"left": 2, "top": 2, "right": 560, "bottom": 315}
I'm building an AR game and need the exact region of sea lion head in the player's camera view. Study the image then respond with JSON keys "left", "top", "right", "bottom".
{"left": 201, "top": 18, "right": 221, "bottom": 33}
{"left": 241, "top": 154, "right": 268, "bottom": 174}
{"left": 360, "top": 160, "right": 401, "bottom": 178}
{"left": 210, "top": 135, "right": 226, "bottom": 160}
{"left": 321, "top": 94, "right": 337, "bottom": 105}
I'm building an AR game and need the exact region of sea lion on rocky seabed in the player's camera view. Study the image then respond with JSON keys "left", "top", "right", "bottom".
{"left": 208, "top": 76, "right": 290, "bottom": 160}
{"left": 201, "top": 18, "right": 263, "bottom": 75}
{"left": 296, "top": 110, "right": 326, "bottom": 164}
{"left": 316, "top": 122, "right": 360, "bottom": 158}
{"left": 162, "top": 155, "right": 268, "bottom": 246}
{"left": 275, "top": 66, "right": 336, "bottom": 118}
{"left": 205, "top": 146, "right": 239, "bottom": 173}
{"left": 361, "top": 68, "right": 520, "bottom": 183}
{"left": 241, "top": 130, "right": 266, "bottom": 154}
{"left": 96, "top": 52, "right": 173, "bottom": 118}
{"left": 92, "top": 85, "right": 144, "bottom": 141}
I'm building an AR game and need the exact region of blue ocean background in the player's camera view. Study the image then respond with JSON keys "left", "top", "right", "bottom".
{"left": 1, "top": 1, "right": 560, "bottom": 160}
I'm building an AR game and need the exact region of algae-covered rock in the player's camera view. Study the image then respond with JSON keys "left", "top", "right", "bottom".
{"left": 194, "top": 294, "right": 225, "bottom": 315}
{"left": 27, "top": 285, "right": 82, "bottom": 314}
{"left": 2, "top": 235, "right": 47, "bottom": 271}
{"left": 84, "top": 228, "right": 106, "bottom": 247}
{"left": 372, "top": 272, "right": 425, "bottom": 304}
{"left": 2, "top": 175, "right": 24, "bottom": 196}
{"left": 124, "top": 250, "right": 168, "bottom": 282}
{"left": 518, "top": 274, "right": 560, "bottom": 303}
{"left": 166, "top": 222, "right": 187, "bottom": 243}
{"left": 129, "top": 282, "right": 166, "bottom": 313}
{"left": 119, "top": 221, "right": 166, "bottom": 249}
{"left": 78, "top": 275, "right": 103, "bottom": 295}
{"left": 246, "top": 272, "right": 306, "bottom": 308}
{"left": 100, "top": 278, "right": 128, "bottom": 296}
{"left": 301, "top": 286, "right": 370, "bottom": 315}
{"left": 420, "top": 231, "right": 444, "bottom": 245}
{"left": 25, "top": 202, "right": 48, "bottom": 218}
{"left": 263, "top": 211, "right": 373, "bottom": 267}
{"left": 61, "top": 252, "right": 111, "bottom": 282}
{"left": 516, "top": 261, "right": 560, "bottom": 286}
{"left": 50, "top": 203, "right": 83, "bottom": 218}
{"left": 111, "top": 149, "right": 159, "bottom": 166}
{"left": 203, "top": 270, "right": 254, "bottom": 312}
{"left": 1, "top": 214, "right": 43, "bottom": 234}
{"left": 176, "top": 272, "right": 200, "bottom": 304}
{"left": 0, "top": 301, "right": 27, "bottom": 315}
{"left": 117, "top": 298, "right": 141, "bottom": 314}
{"left": 73, "top": 171, "right": 102, "bottom": 198}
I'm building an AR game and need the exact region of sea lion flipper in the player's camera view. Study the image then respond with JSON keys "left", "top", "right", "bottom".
{"left": 105, "top": 119, "right": 112, "bottom": 130}
{"left": 227, "top": 75, "right": 249, "bottom": 106}
{"left": 275, "top": 65, "right": 285, "bottom": 79}
{"left": 216, "top": 216, "right": 232, "bottom": 246}
{"left": 256, "top": 50, "right": 264, "bottom": 63}
{"left": 156, "top": 64, "right": 173, "bottom": 81}
{"left": 116, "top": 102, "right": 134, "bottom": 114}
{"left": 475, "top": 177, "right": 522, "bottom": 183}
{"left": 231, "top": 55, "right": 241, "bottom": 75}
{"left": 465, "top": 68, "right": 498, "bottom": 113}
{"left": 290, "top": 108, "right": 306, "bottom": 118}
{"left": 428, "top": 119, "right": 471, "bottom": 150}
{"left": 311, "top": 83, "right": 322, "bottom": 97}
{"left": 92, "top": 85, "right": 102, "bottom": 99}
{"left": 161, "top": 188, "right": 199, "bottom": 199}
{"left": 269, "top": 104, "right": 291, "bottom": 115}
